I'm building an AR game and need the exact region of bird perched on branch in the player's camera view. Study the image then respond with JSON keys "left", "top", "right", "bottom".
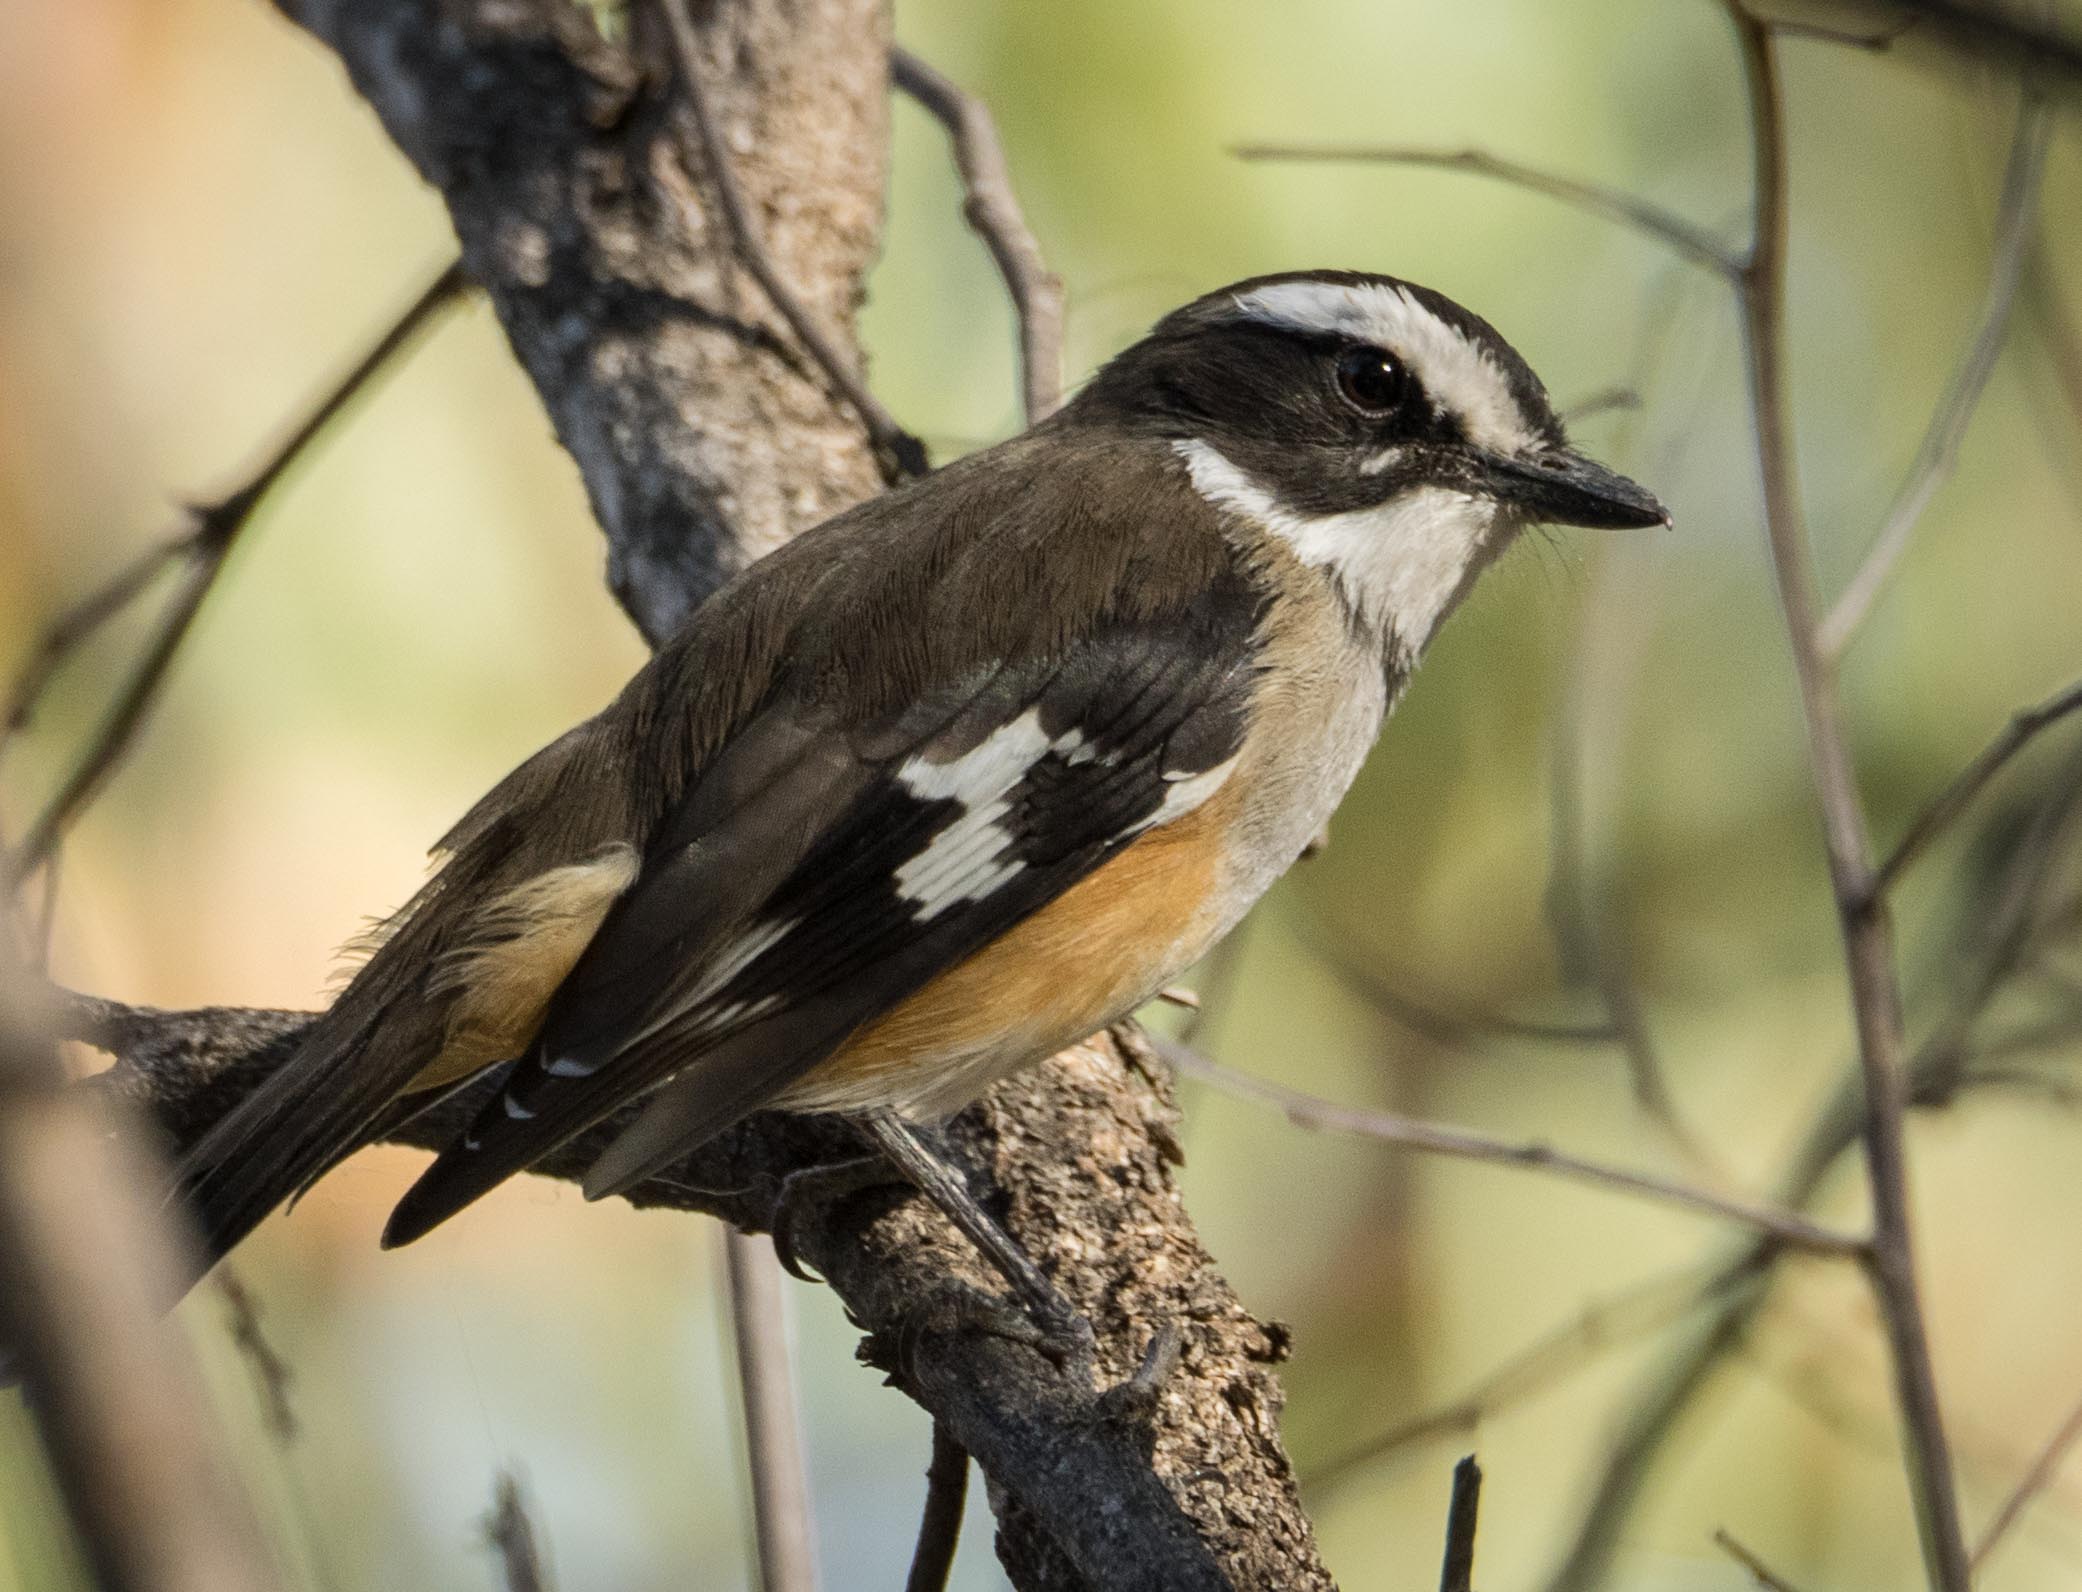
{"left": 178, "top": 269, "right": 1666, "bottom": 1333}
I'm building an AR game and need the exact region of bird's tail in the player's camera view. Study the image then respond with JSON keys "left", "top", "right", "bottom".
{"left": 170, "top": 717, "right": 636, "bottom": 1292}
{"left": 171, "top": 875, "right": 466, "bottom": 1281}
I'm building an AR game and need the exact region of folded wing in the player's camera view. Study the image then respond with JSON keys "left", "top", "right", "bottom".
{"left": 383, "top": 572, "right": 1264, "bottom": 1244}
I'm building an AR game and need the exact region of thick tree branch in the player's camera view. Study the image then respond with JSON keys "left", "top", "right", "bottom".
{"left": 270, "top": 0, "right": 892, "bottom": 644}
{"left": 69, "top": 996, "right": 1320, "bottom": 1590}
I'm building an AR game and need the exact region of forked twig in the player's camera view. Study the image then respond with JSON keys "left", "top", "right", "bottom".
{"left": 1874, "top": 674, "right": 2082, "bottom": 896}
{"left": 1160, "top": 1038, "right": 1866, "bottom": 1256}
{"left": 2, "top": 542, "right": 187, "bottom": 740}
{"left": 1232, "top": 144, "right": 1741, "bottom": 280}
{"left": 1545, "top": 757, "right": 2082, "bottom": 1592}
{"left": 657, "top": 0, "right": 925, "bottom": 482}
{"left": 1820, "top": 91, "right": 2051, "bottom": 657}
{"left": 903, "top": 1421, "right": 970, "bottom": 1592}
{"left": 1721, "top": 10, "right": 1970, "bottom": 1586}
{"left": 2, "top": 259, "right": 467, "bottom": 884}
{"left": 892, "top": 47, "right": 1066, "bottom": 425}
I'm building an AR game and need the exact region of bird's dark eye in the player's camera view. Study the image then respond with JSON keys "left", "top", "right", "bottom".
{"left": 1333, "top": 346, "right": 1409, "bottom": 417}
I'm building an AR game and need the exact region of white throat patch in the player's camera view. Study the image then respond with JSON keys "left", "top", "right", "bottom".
{"left": 1231, "top": 279, "right": 1537, "bottom": 456}
{"left": 1177, "top": 439, "right": 1503, "bottom": 655}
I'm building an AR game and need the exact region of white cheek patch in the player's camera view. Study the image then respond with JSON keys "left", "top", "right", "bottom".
{"left": 1178, "top": 439, "right": 1502, "bottom": 654}
{"left": 1232, "top": 280, "right": 1539, "bottom": 456}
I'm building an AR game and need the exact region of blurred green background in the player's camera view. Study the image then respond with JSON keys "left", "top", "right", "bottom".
{"left": 3, "top": 1, "right": 2081, "bottom": 1587}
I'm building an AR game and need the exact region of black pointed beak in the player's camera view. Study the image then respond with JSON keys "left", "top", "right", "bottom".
{"left": 1477, "top": 447, "right": 1670, "bottom": 530}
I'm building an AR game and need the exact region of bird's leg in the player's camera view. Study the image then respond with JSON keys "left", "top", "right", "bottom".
{"left": 857, "top": 1110, "right": 1092, "bottom": 1355}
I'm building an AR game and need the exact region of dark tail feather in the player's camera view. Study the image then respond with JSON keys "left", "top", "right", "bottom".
{"left": 381, "top": 1056, "right": 594, "bottom": 1248}
{"left": 4, "top": 1013, "right": 414, "bottom": 1390}
{"left": 169, "top": 853, "right": 491, "bottom": 1273}
{"left": 173, "top": 1010, "right": 399, "bottom": 1270}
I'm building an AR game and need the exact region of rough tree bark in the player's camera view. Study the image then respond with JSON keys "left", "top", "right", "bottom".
{"left": 60, "top": 2, "right": 1334, "bottom": 1586}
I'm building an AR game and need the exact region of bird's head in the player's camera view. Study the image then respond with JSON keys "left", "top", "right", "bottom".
{"left": 1070, "top": 269, "right": 1668, "bottom": 656}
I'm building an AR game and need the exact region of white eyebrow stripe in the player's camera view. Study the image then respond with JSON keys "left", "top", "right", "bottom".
{"left": 1231, "top": 280, "right": 1539, "bottom": 456}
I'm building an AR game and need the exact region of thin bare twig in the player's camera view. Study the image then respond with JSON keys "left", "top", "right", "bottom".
{"left": 2024, "top": 228, "right": 2082, "bottom": 447}
{"left": 1, "top": 541, "right": 186, "bottom": 740}
{"left": 721, "top": 1226, "right": 820, "bottom": 1592}
{"left": 26, "top": 850, "right": 60, "bottom": 971}
{"left": 484, "top": 1471, "right": 552, "bottom": 1592}
{"left": 1722, "top": 11, "right": 1969, "bottom": 1586}
{"left": 892, "top": 47, "right": 1065, "bottom": 425}
{"left": 1714, "top": 1527, "right": 1806, "bottom": 1592}
{"left": 1437, "top": 1456, "right": 1482, "bottom": 1592}
{"left": 1544, "top": 214, "right": 1737, "bottom": 1179}
{"left": 657, "top": 0, "right": 925, "bottom": 482}
{"left": 1820, "top": 91, "right": 2051, "bottom": 657}
{"left": 1971, "top": 1381, "right": 2082, "bottom": 1569}
{"left": 1232, "top": 144, "right": 1741, "bottom": 280}
{"left": 1545, "top": 751, "right": 2082, "bottom": 1591}
{"left": 2, "top": 259, "right": 466, "bottom": 884}
{"left": 1304, "top": 916, "right": 1620, "bottom": 1053}
{"left": 1160, "top": 1038, "right": 1866, "bottom": 1256}
{"left": 1875, "top": 674, "right": 2082, "bottom": 896}
{"left": 903, "top": 1421, "right": 970, "bottom": 1592}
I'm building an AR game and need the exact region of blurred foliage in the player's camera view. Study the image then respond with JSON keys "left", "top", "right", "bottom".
{"left": 2, "top": 0, "right": 2081, "bottom": 1588}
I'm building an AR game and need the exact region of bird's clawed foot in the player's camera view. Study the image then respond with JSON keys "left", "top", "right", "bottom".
{"left": 764, "top": 1111, "right": 1098, "bottom": 1359}
{"left": 1095, "top": 1321, "right": 1183, "bottom": 1423}
{"left": 877, "top": 1279, "right": 1094, "bottom": 1380}
{"left": 766, "top": 1152, "right": 907, "bottom": 1284}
